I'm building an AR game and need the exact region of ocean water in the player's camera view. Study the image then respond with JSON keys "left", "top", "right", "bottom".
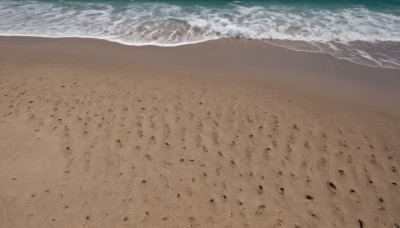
{"left": 1, "top": 0, "right": 400, "bottom": 69}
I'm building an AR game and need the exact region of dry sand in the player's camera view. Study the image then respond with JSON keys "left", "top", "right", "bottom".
{"left": 0, "top": 37, "right": 399, "bottom": 228}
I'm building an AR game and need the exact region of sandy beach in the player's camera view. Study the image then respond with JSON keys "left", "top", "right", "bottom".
{"left": 0, "top": 37, "right": 399, "bottom": 228}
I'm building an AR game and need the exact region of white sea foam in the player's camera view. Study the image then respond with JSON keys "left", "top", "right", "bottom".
{"left": 0, "top": 0, "right": 399, "bottom": 68}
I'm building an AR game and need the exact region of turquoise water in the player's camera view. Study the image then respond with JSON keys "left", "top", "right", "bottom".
{"left": 1, "top": 0, "right": 400, "bottom": 68}
{"left": 35, "top": 0, "right": 400, "bottom": 8}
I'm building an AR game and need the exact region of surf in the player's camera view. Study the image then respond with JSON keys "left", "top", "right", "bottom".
{"left": 1, "top": 0, "right": 399, "bottom": 68}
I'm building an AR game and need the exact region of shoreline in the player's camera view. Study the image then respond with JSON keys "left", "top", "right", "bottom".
{"left": 1, "top": 35, "right": 399, "bottom": 70}
{"left": 1, "top": 36, "right": 399, "bottom": 227}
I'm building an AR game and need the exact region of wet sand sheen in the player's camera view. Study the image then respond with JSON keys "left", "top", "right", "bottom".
{"left": 0, "top": 37, "right": 399, "bottom": 227}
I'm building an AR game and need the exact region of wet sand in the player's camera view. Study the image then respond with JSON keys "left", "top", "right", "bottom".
{"left": 0, "top": 37, "right": 399, "bottom": 228}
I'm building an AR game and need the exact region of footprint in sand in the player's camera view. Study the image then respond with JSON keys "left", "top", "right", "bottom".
{"left": 305, "top": 195, "right": 314, "bottom": 200}
{"left": 258, "top": 185, "right": 263, "bottom": 194}
{"left": 255, "top": 205, "right": 266, "bottom": 216}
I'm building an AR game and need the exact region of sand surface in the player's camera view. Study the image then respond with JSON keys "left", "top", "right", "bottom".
{"left": 0, "top": 37, "right": 399, "bottom": 228}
